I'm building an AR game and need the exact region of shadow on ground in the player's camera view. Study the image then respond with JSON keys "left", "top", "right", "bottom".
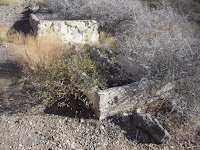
{"left": 108, "top": 116, "right": 155, "bottom": 144}
{"left": 44, "top": 98, "right": 97, "bottom": 119}
{"left": 0, "top": 60, "right": 21, "bottom": 78}
{"left": 9, "top": 7, "right": 33, "bottom": 35}
{"left": 44, "top": 98, "right": 155, "bottom": 143}
{"left": 0, "top": 6, "right": 39, "bottom": 114}
{"left": 0, "top": 60, "right": 39, "bottom": 114}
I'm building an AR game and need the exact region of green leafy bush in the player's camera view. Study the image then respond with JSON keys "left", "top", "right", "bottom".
{"left": 33, "top": 55, "right": 108, "bottom": 107}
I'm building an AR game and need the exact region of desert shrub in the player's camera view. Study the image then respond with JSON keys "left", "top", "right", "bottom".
{"left": 117, "top": 3, "right": 200, "bottom": 120}
{"left": 49, "top": 0, "right": 141, "bottom": 33}
{"left": 11, "top": 31, "right": 108, "bottom": 108}
{"left": 33, "top": 55, "right": 108, "bottom": 107}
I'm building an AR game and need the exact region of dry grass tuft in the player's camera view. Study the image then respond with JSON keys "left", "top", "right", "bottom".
{"left": 11, "top": 32, "right": 65, "bottom": 71}
{"left": 0, "top": 26, "right": 10, "bottom": 43}
{"left": 98, "top": 31, "right": 118, "bottom": 50}
{"left": 0, "top": 0, "right": 25, "bottom": 6}
{"left": 35, "top": 0, "right": 51, "bottom": 3}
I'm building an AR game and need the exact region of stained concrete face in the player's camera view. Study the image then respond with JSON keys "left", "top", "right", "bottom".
{"left": 86, "top": 82, "right": 147, "bottom": 120}
{"left": 29, "top": 14, "right": 99, "bottom": 44}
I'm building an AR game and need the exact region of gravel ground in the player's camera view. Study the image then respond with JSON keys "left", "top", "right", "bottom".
{"left": 0, "top": 4, "right": 24, "bottom": 26}
{"left": 0, "top": 107, "right": 152, "bottom": 150}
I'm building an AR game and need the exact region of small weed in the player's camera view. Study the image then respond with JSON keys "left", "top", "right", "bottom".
{"left": 0, "top": 26, "right": 10, "bottom": 43}
{"left": 99, "top": 32, "right": 117, "bottom": 49}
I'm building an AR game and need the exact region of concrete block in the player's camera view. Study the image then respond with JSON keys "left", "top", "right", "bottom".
{"left": 29, "top": 13, "right": 99, "bottom": 44}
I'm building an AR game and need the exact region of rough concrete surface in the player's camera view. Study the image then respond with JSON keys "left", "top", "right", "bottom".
{"left": 133, "top": 109, "right": 171, "bottom": 144}
{"left": 29, "top": 13, "right": 99, "bottom": 44}
{"left": 86, "top": 82, "right": 147, "bottom": 120}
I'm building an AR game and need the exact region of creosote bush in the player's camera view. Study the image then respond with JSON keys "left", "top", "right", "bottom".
{"left": 11, "top": 31, "right": 108, "bottom": 108}
{"left": 34, "top": 55, "right": 108, "bottom": 107}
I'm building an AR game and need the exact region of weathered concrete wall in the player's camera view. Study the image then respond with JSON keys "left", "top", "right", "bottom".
{"left": 116, "top": 54, "right": 147, "bottom": 79}
{"left": 29, "top": 14, "right": 99, "bottom": 44}
{"left": 86, "top": 82, "right": 148, "bottom": 120}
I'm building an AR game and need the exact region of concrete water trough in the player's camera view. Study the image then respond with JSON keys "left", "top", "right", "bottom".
{"left": 28, "top": 14, "right": 172, "bottom": 142}
{"left": 29, "top": 14, "right": 149, "bottom": 120}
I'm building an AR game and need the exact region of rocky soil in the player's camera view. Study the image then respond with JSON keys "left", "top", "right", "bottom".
{"left": 0, "top": 2, "right": 199, "bottom": 150}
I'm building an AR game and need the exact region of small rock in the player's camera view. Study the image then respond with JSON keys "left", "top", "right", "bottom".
{"left": 101, "top": 125, "right": 105, "bottom": 130}
{"left": 170, "top": 146, "right": 174, "bottom": 149}
{"left": 36, "top": 120, "right": 44, "bottom": 128}
{"left": 80, "top": 119, "right": 85, "bottom": 123}
{"left": 121, "top": 113, "right": 130, "bottom": 122}
{"left": 2, "top": 45, "right": 7, "bottom": 48}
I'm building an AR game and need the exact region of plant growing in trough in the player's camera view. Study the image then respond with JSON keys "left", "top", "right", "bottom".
{"left": 32, "top": 55, "right": 108, "bottom": 107}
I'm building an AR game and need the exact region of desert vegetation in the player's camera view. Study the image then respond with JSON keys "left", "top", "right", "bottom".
{"left": 47, "top": 0, "right": 200, "bottom": 122}
{"left": 10, "top": 0, "right": 199, "bottom": 120}
{"left": 11, "top": 31, "right": 111, "bottom": 108}
{"left": 10, "top": 32, "right": 65, "bottom": 70}
{"left": 7, "top": 0, "right": 199, "bottom": 147}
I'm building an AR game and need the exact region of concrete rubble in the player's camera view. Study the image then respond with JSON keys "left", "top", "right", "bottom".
{"left": 133, "top": 108, "right": 171, "bottom": 143}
